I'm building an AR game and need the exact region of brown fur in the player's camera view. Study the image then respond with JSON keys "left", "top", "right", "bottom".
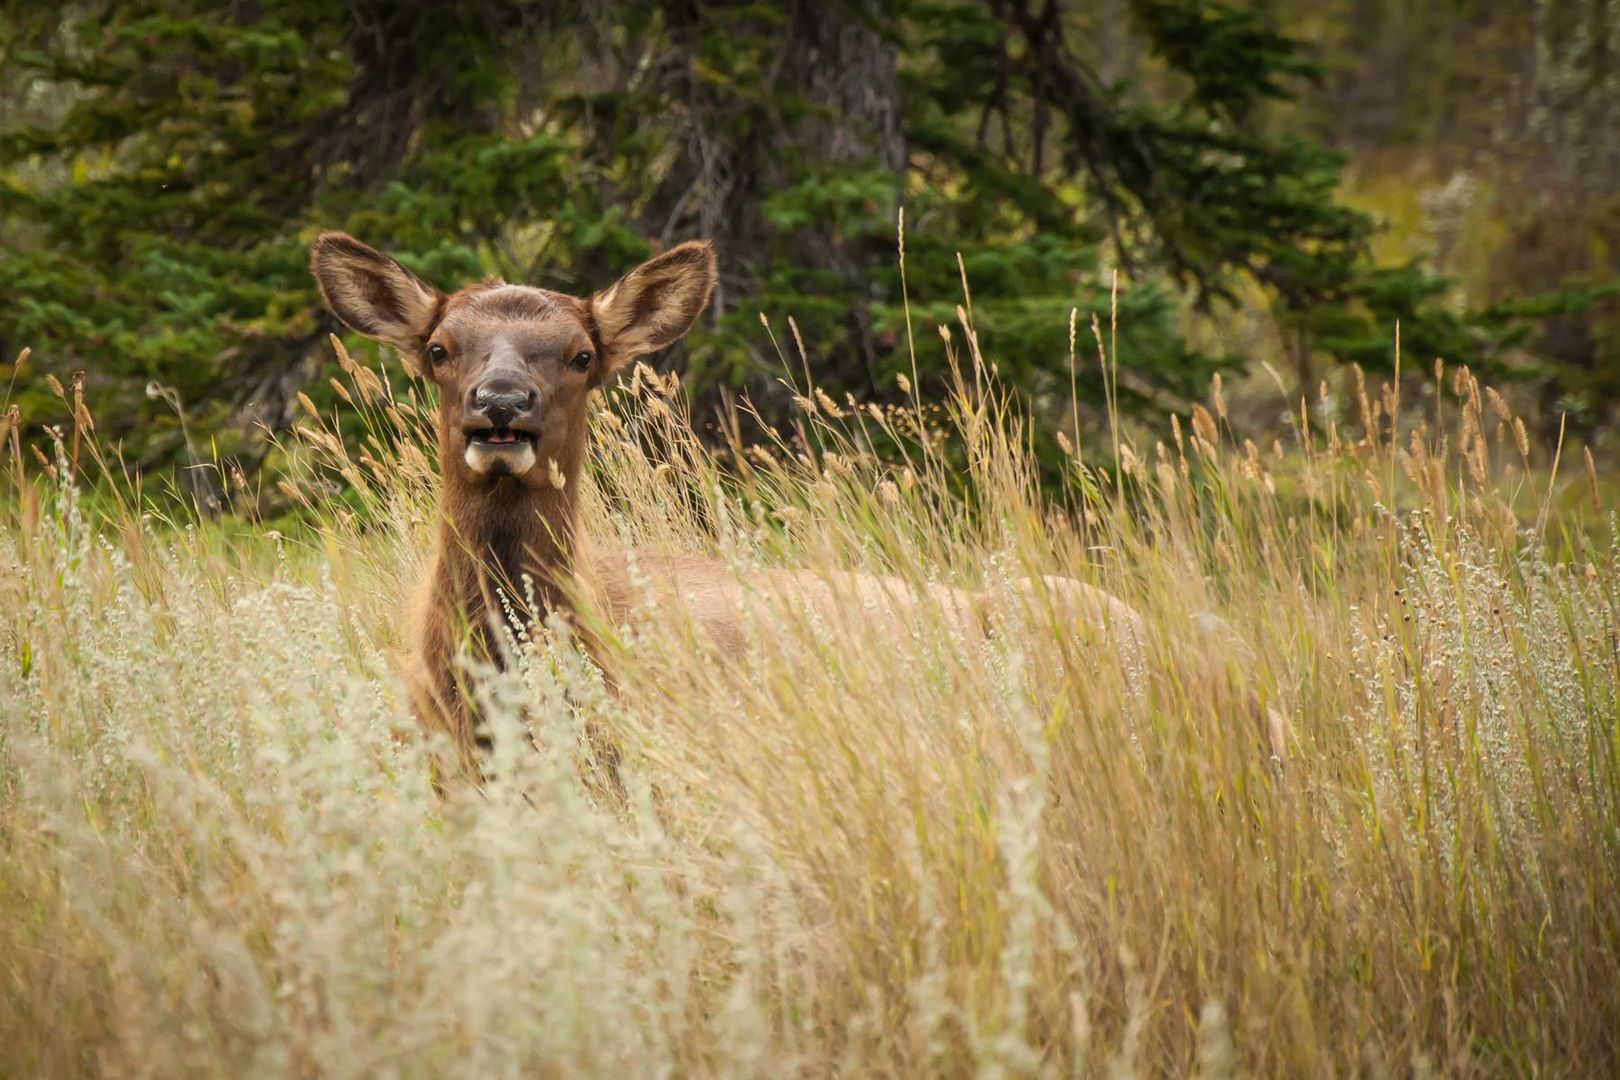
{"left": 310, "top": 233, "right": 1283, "bottom": 778}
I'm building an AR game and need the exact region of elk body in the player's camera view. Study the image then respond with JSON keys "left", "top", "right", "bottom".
{"left": 310, "top": 233, "right": 1275, "bottom": 775}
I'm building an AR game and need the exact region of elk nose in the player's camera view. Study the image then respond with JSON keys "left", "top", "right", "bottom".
{"left": 470, "top": 383, "right": 536, "bottom": 428}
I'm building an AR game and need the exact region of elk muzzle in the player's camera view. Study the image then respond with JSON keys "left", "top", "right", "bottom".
{"left": 463, "top": 377, "right": 541, "bottom": 477}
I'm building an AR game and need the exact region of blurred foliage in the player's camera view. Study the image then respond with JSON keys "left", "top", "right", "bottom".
{"left": 0, "top": 0, "right": 1603, "bottom": 503}
{"left": 1282, "top": 0, "right": 1620, "bottom": 439}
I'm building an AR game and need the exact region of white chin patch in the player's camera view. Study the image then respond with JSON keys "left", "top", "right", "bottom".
{"left": 464, "top": 441, "right": 537, "bottom": 477}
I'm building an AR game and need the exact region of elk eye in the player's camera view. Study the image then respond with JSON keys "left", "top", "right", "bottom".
{"left": 570, "top": 350, "right": 593, "bottom": 372}
{"left": 426, "top": 342, "right": 448, "bottom": 364}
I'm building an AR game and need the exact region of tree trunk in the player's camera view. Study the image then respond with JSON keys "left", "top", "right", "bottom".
{"left": 779, "top": 0, "right": 906, "bottom": 174}
{"left": 779, "top": 0, "right": 906, "bottom": 394}
{"left": 640, "top": 0, "right": 905, "bottom": 404}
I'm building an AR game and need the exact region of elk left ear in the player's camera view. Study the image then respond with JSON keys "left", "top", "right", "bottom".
{"left": 310, "top": 231, "right": 444, "bottom": 355}
{"left": 590, "top": 241, "right": 717, "bottom": 370}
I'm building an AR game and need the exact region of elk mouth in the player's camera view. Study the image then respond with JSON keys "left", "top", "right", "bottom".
{"left": 466, "top": 426, "right": 536, "bottom": 449}
{"left": 463, "top": 426, "right": 540, "bottom": 475}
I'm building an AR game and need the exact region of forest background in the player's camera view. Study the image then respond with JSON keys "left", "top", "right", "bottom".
{"left": 4, "top": 0, "right": 1618, "bottom": 508}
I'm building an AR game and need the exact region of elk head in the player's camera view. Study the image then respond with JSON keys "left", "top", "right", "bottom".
{"left": 310, "top": 233, "right": 717, "bottom": 488}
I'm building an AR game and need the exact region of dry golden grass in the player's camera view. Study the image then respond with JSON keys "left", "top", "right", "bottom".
{"left": 2, "top": 319, "right": 1618, "bottom": 1076}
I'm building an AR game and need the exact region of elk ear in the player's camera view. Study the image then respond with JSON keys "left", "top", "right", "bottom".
{"left": 590, "top": 241, "right": 717, "bottom": 369}
{"left": 310, "top": 232, "right": 443, "bottom": 353}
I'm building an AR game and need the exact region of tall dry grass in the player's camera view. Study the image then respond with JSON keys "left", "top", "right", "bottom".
{"left": 1, "top": 313, "right": 1617, "bottom": 1076}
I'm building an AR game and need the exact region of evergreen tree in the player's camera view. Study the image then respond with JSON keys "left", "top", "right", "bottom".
{"left": 0, "top": 0, "right": 1568, "bottom": 500}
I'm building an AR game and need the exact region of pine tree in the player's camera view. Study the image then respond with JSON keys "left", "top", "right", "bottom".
{"left": 0, "top": 0, "right": 1566, "bottom": 501}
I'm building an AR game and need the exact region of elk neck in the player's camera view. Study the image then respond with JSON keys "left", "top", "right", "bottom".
{"left": 434, "top": 450, "right": 585, "bottom": 628}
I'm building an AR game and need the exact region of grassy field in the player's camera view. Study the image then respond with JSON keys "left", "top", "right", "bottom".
{"left": 2, "top": 325, "right": 1618, "bottom": 1076}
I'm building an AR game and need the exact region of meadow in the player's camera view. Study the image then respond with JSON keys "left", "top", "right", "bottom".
{"left": 2, "top": 313, "right": 1617, "bottom": 1076}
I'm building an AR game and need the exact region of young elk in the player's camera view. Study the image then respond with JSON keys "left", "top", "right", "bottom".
{"left": 310, "top": 233, "right": 1282, "bottom": 776}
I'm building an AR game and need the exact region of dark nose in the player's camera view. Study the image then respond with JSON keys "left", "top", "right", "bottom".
{"left": 469, "top": 382, "right": 536, "bottom": 428}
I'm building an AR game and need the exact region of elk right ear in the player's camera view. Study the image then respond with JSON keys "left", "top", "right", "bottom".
{"left": 310, "top": 232, "right": 443, "bottom": 353}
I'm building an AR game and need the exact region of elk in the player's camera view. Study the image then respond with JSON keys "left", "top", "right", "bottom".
{"left": 310, "top": 233, "right": 1282, "bottom": 776}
